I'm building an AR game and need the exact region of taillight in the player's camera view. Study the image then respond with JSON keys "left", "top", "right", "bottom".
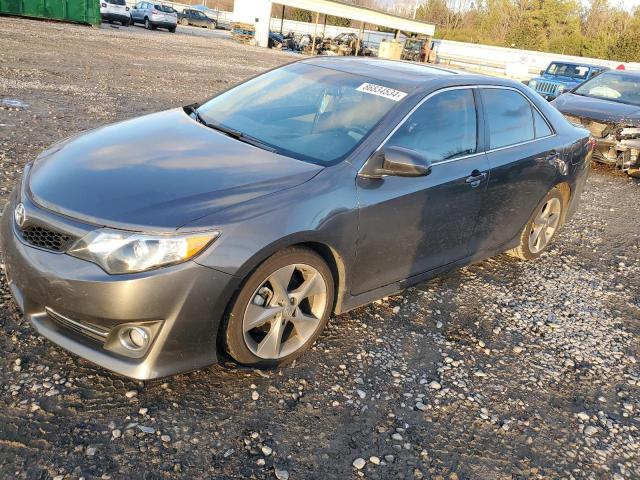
{"left": 588, "top": 137, "right": 597, "bottom": 151}
{"left": 125, "top": 6, "right": 129, "bottom": 11}
{"left": 151, "top": 9, "right": 158, "bottom": 14}
{"left": 101, "top": 2, "right": 106, "bottom": 6}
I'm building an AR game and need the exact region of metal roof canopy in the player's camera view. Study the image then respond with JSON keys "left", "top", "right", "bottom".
{"left": 276, "top": 0, "right": 436, "bottom": 36}
{"left": 232, "top": 0, "right": 435, "bottom": 48}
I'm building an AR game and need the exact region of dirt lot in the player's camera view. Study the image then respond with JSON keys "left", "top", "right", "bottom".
{"left": 0, "top": 17, "right": 639, "bottom": 480}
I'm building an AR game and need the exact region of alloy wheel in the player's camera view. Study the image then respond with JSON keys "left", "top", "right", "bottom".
{"left": 528, "top": 197, "right": 561, "bottom": 254}
{"left": 242, "top": 263, "right": 327, "bottom": 359}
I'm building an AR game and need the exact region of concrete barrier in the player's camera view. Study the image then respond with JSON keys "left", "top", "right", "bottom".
{"left": 431, "top": 39, "right": 640, "bottom": 78}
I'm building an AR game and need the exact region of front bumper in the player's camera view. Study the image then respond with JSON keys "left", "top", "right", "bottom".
{"left": 1, "top": 196, "right": 239, "bottom": 379}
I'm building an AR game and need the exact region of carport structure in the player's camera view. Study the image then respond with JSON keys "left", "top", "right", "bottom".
{"left": 233, "top": 0, "right": 436, "bottom": 51}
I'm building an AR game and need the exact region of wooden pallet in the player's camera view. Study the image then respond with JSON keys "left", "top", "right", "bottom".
{"left": 231, "top": 22, "right": 255, "bottom": 44}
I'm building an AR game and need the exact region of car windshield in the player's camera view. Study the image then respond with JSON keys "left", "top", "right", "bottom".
{"left": 546, "top": 63, "right": 591, "bottom": 79}
{"left": 574, "top": 72, "right": 640, "bottom": 106}
{"left": 197, "top": 63, "right": 406, "bottom": 165}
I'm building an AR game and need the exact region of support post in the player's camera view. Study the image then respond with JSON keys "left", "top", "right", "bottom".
{"left": 355, "top": 21, "right": 364, "bottom": 56}
{"left": 280, "top": 5, "right": 285, "bottom": 34}
{"left": 311, "top": 11, "right": 320, "bottom": 55}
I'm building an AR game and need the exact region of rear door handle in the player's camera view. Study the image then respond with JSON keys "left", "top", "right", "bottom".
{"left": 465, "top": 170, "right": 487, "bottom": 187}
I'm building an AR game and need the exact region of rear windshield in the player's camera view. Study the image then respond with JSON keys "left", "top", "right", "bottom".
{"left": 546, "top": 63, "right": 591, "bottom": 80}
{"left": 155, "top": 4, "right": 174, "bottom": 12}
{"left": 109, "top": 0, "right": 126, "bottom": 4}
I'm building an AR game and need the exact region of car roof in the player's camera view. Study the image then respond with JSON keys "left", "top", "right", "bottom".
{"left": 547, "top": 61, "right": 605, "bottom": 68}
{"left": 299, "top": 57, "right": 487, "bottom": 90}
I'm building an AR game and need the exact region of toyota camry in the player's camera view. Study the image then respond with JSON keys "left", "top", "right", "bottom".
{"left": 1, "top": 58, "right": 592, "bottom": 379}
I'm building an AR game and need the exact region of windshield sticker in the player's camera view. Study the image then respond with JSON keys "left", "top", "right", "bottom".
{"left": 356, "top": 83, "right": 407, "bottom": 102}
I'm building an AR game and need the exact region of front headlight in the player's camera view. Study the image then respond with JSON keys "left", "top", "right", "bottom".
{"left": 528, "top": 79, "right": 538, "bottom": 89}
{"left": 68, "top": 228, "right": 219, "bottom": 274}
{"left": 556, "top": 85, "right": 567, "bottom": 95}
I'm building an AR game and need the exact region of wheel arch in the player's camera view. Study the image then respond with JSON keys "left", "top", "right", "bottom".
{"left": 231, "top": 237, "right": 348, "bottom": 315}
{"left": 214, "top": 238, "right": 348, "bottom": 361}
{"left": 554, "top": 181, "right": 572, "bottom": 224}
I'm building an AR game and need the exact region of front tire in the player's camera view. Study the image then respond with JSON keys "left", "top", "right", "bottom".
{"left": 224, "top": 247, "right": 334, "bottom": 368}
{"left": 508, "top": 187, "right": 564, "bottom": 260}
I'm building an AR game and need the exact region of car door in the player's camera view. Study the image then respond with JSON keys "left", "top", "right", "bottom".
{"left": 131, "top": 2, "right": 139, "bottom": 20}
{"left": 133, "top": 2, "right": 144, "bottom": 21}
{"left": 474, "top": 86, "right": 560, "bottom": 251}
{"left": 351, "top": 87, "right": 491, "bottom": 295}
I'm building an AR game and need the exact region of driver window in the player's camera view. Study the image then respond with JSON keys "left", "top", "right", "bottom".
{"left": 385, "top": 88, "right": 478, "bottom": 163}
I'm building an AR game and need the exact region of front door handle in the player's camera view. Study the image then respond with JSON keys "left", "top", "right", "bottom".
{"left": 465, "top": 170, "right": 487, "bottom": 188}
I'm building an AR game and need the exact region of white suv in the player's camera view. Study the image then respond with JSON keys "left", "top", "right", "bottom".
{"left": 100, "top": 0, "right": 131, "bottom": 26}
{"left": 131, "top": 2, "right": 177, "bottom": 32}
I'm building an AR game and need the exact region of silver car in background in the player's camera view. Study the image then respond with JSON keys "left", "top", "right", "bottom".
{"left": 131, "top": 2, "right": 177, "bottom": 32}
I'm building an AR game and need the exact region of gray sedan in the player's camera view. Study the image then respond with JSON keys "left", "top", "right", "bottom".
{"left": 0, "top": 58, "right": 591, "bottom": 379}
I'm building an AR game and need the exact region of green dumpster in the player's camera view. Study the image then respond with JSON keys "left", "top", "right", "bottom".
{"left": 0, "top": 0, "right": 100, "bottom": 26}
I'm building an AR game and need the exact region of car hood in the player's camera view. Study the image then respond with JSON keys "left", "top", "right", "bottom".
{"left": 28, "top": 109, "right": 322, "bottom": 231}
{"left": 552, "top": 93, "right": 640, "bottom": 125}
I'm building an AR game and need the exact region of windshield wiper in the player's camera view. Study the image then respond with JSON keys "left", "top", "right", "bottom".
{"left": 186, "top": 106, "right": 277, "bottom": 153}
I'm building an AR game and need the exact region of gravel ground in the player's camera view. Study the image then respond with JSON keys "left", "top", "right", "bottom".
{"left": 0, "top": 17, "right": 639, "bottom": 480}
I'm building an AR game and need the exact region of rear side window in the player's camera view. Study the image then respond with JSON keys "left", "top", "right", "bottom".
{"left": 482, "top": 89, "right": 535, "bottom": 149}
{"left": 386, "top": 88, "right": 478, "bottom": 163}
{"left": 533, "top": 109, "right": 552, "bottom": 138}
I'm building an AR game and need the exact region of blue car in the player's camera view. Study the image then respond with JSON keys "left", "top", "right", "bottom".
{"left": 528, "top": 62, "right": 608, "bottom": 100}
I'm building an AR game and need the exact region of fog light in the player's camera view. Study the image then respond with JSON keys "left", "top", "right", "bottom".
{"left": 119, "top": 326, "right": 149, "bottom": 351}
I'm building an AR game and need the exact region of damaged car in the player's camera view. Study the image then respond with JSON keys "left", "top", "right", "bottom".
{"left": 552, "top": 70, "right": 640, "bottom": 177}
{"left": 1, "top": 58, "right": 592, "bottom": 379}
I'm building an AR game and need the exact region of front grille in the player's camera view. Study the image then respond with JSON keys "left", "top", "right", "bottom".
{"left": 20, "top": 225, "right": 71, "bottom": 252}
{"left": 536, "top": 81, "right": 557, "bottom": 95}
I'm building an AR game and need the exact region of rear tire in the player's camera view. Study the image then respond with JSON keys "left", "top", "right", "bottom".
{"left": 507, "top": 187, "right": 565, "bottom": 261}
{"left": 224, "top": 247, "right": 334, "bottom": 368}
{"left": 169, "top": 26, "right": 176, "bottom": 33}
{"left": 181, "top": 18, "right": 188, "bottom": 26}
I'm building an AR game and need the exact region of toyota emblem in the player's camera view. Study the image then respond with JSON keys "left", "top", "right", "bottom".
{"left": 14, "top": 203, "right": 26, "bottom": 228}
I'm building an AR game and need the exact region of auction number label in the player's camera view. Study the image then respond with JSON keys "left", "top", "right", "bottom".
{"left": 356, "top": 83, "right": 407, "bottom": 101}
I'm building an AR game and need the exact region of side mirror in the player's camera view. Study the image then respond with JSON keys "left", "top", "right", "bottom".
{"left": 540, "top": 69, "right": 545, "bottom": 76}
{"left": 359, "top": 146, "right": 432, "bottom": 179}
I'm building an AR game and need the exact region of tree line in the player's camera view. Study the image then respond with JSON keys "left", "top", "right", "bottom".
{"left": 414, "top": 0, "right": 640, "bottom": 62}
